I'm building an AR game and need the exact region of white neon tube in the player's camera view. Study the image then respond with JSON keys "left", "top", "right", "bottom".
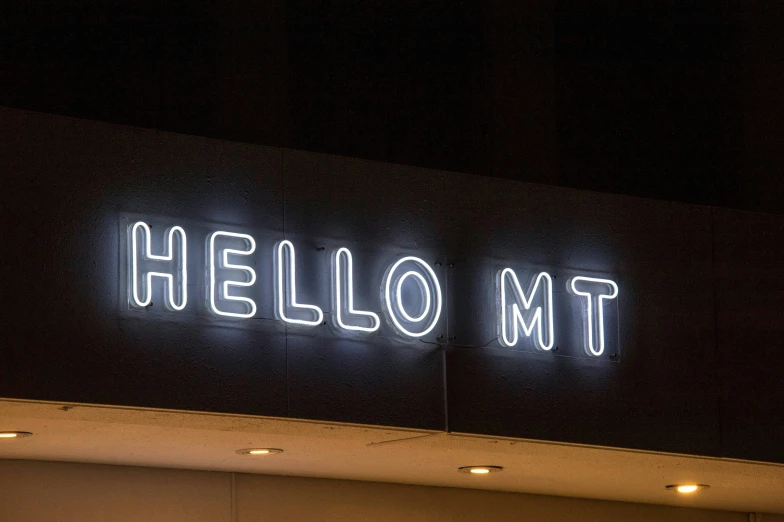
{"left": 275, "top": 240, "right": 324, "bottom": 326}
{"left": 333, "top": 247, "right": 381, "bottom": 332}
{"left": 208, "top": 231, "right": 257, "bottom": 319}
{"left": 395, "top": 271, "right": 431, "bottom": 322}
{"left": 383, "top": 256, "right": 442, "bottom": 338}
{"left": 498, "top": 269, "right": 554, "bottom": 350}
{"left": 130, "top": 221, "right": 187, "bottom": 311}
{"left": 569, "top": 276, "right": 618, "bottom": 356}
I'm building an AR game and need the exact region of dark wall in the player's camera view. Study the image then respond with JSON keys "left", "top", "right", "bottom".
{"left": 2, "top": 1, "right": 783, "bottom": 213}
{"left": 2, "top": 108, "right": 783, "bottom": 464}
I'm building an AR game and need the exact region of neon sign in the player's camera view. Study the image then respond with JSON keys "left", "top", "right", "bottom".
{"left": 383, "top": 256, "right": 443, "bottom": 338}
{"left": 275, "top": 240, "right": 325, "bottom": 326}
{"left": 568, "top": 277, "right": 619, "bottom": 356}
{"left": 125, "top": 217, "right": 620, "bottom": 357}
{"left": 498, "top": 269, "right": 554, "bottom": 350}
{"left": 208, "top": 231, "right": 257, "bottom": 318}
{"left": 333, "top": 248, "right": 381, "bottom": 333}
{"left": 129, "top": 222, "right": 188, "bottom": 311}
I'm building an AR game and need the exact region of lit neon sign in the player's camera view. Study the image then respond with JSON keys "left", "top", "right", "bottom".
{"left": 498, "top": 269, "right": 554, "bottom": 350}
{"left": 333, "top": 248, "right": 381, "bottom": 333}
{"left": 275, "top": 240, "right": 325, "bottom": 327}
{"left": 383, "top": 256, "right": 442, "bottom": 338}
{"left": 125, "top": 219, "right": 620, "bottom": 357}
{"left": 129, "top": 222, "right": 187, "bottom": 311}
{"left": 208, "top": 231, "right": 257, "bottom": 318}
{"left": 568, "top": 277, "right": 619, "bottom": 356}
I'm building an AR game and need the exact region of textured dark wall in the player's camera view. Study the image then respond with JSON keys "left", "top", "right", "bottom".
{"left": 2, "top": 1, "right": 782, "bottom": 213}
{"left": 3, "top": 108, "right": 783, "bottom": 463}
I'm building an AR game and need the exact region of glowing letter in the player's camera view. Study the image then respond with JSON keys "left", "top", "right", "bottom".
{"left": 569, "top": 277, "right": 618, "bottom": 356}
{"left": 129, "top": 221, "right": 187, "bottom": 310}
{"left": 332, "top": 248, "right": 381, "bottom": 332}
{"left": 498, "top": 269, "right": 554, "bottom": 350}
{"left": 275, "top": 240, "right": 324, "bottom": 326}
{"left": 383, "top": 257, "right": 442, "bottom": 338}
{"left": 208, "top": 232, "right": 257, "bottom": 318}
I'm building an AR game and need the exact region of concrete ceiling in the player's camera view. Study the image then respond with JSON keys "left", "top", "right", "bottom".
{"left": 0, "top": 399, "right": 782, "bottom": 515}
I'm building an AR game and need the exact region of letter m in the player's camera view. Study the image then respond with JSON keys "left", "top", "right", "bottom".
{"left": 498, "top": 269, "right": 554, "bottom": 350}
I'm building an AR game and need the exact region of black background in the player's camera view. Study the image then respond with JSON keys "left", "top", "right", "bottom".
{"left": 2, "top": 1, "right": 782, "bottom": 212}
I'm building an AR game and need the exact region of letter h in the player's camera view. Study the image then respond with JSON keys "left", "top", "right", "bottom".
{"left": 129, "top": 221, "right": 187, "bottom": 310}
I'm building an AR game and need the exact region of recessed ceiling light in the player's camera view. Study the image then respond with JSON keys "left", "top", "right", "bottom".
{"left": 665, "top": 484, "right": 709, "bottom": 494}
{"left": 0, "top": 431, "right": 33, "bottom": 439}
{"left": 458, "top": 466, "right": 503, "bottom": 474}
{"left": 236, "top": 448, "right": 283, "bottom": 456}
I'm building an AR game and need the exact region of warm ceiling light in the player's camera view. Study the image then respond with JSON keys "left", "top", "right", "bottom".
{"left": 458, "top": 466, "right": 503, "bottom": 474}
{"left": 676, "top": 485, "right": 699, "bottom": 494}
{"left": 666, "top": 484, "right": 709, "bottom": 494}
{"left": 236, "top": 448, "right": 283, "bottom": 456}
{"left": 0, "top": 431, "right": 32, "bottom": 439}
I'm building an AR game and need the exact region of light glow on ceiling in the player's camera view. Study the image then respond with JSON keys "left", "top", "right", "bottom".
{"left": 666, "top": 484, "right": 709, "bottom": 494}
{"left": 458, "top": 465, "right": 503, "bottom": 474}
{"left": 236, "top": 448, "right": 284, "bottom": 456}
{"left": 0, "top": 431, "right": 32, "bottom": 439}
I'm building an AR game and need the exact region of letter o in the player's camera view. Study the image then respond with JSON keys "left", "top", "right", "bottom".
{"left": 383, "top": 256, "right": 442, "bottom": 338}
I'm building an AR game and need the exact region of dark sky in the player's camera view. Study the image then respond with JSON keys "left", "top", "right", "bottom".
{"left": 2, "top": 1, "right": 782, "bottom": 213}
